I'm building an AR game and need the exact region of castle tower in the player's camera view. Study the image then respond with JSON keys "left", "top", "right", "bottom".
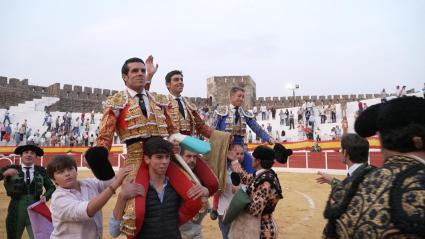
{"left": 207, "top": 75, "right": 256, "bottom": 109}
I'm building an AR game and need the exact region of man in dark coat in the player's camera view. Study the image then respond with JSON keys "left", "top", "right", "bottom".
{"left": 0, "top": 144, "right": 56, "bottom": 239}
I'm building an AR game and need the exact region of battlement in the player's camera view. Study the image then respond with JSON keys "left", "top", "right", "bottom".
{"left": 0, "top": 76, "right": 117, "bottom": 112}
{"left": 207, "top": 75, "right": 256, "bottom": 108}
{"left": 255, "top": 93, "right": 383, "bottom": 108}
{"left": 1, "top": 75, "right": 390, "bottom": 113}
{"left": 46, "top": 82, "right": 118, "bottom": 100}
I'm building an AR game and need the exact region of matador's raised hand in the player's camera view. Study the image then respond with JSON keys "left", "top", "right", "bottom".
{"left": 145, "top": 55, "right": 159, "bottom": 81}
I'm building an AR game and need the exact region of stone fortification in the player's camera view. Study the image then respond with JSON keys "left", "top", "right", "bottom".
{"left": 0, "top": 76, "right": 47, "bottom": 109}
{"left": 1, "top": 75, "right": 388, "bottom": 113}
{"left": 0, "top": 76, "right": 117, "bottom": 112}
{"left": 207, "top": 75, "right": 256, "bottom": 108}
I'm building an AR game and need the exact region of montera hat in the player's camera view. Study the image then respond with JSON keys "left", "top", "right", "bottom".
{"left": 252, "top": 143, "right": 293, "bottom": 164}
{"left": 355, "top": 96, "right": 425, "bottom": 137}
{"left": 14, "top": 144, "right": 44, "bottom": 156}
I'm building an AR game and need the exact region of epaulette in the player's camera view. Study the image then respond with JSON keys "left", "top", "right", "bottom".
{"left": 148, "top": 91, "right": 169, "bottom": 107}
{"left": 102, "top": 91, "right": 128, "bottom": 110}
{"left": 214, "top": 105, "right": 228, "bottom": 116}
{"left": 241, "top": 108, "right": 254, "bottom": 118}
{"left": 183, "top": 97, "right": 198, "bottom": 111}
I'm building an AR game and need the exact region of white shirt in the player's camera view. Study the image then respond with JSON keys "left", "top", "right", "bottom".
{"left": 170, "top": 93, "right": 187, "bottom": 118}
{"left": 127, "top": 87, "right": 152, "bottom": 116}
{"left": 22, "top": 164, "right": 35, "bottom": 182}
{"left": 348, "top": 163, "right": 364, "bottom": 176}
{"left": 50, "top": 178, "right": 113, "bottom": 239}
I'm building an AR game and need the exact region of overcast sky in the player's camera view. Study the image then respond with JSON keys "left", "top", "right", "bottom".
{"left": 1, "top": 0, "right": 424, "bottom": 98}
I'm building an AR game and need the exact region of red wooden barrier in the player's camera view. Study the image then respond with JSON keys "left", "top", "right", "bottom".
{"left": 1, "top": 152, "right": 384, "bottom": 171}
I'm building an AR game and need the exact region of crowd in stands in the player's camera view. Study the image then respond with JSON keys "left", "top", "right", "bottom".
{"left": 0, "top": 110, "right": 110, "bottom": 147}
{"left": 247, "top": 100, "right": 344, "bottom": 144}
{"left": 1, "top": 84, "right": 423, "bottom": 148}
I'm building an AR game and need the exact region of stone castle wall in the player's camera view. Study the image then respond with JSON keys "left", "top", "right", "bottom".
{"left": 0, "top": 76, "right": 117, "bottom": 112}
{"left": 46, "top": 82, "right": 118, "bottom": 112}
{"left": 0, "top": 76, "right": 47, "bottom": 109}
{"left": 207, "top": 75, "right": 256, "bottom": 108}
{"left": 254, "top": 93, "right": 384, "bottom": 108}
{"left": 0, "top": 75, "right": 385, "bottom": 113}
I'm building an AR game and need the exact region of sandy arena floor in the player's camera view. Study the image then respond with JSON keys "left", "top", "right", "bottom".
{"left": 0, "top": 171, "right": 343, "bottom": 239}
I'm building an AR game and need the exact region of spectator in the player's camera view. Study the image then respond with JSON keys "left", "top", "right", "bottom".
{"left": 60, "top": 134, "right": 65, "bottom": 146}
{"left": 278, "top": 110, "right": 285, "bottom": 125}
{"left": 72, "top": 117, "right": 80, "bottom": 136}
{"left": 70, "top": 136, "right": 76, "bottom": 146}
{"left": 5, "top": 123, "right": 11, "bottom": 141}
{"left": 81, "top": 112, "right": 85, "bottom": 126}
{"left": 3, "top": 109, "right": 11, "bottom": 125}
{"left": 311, "top": 142, "right": 321, "bottom": 152}
{"left": 252, "top": 105, "right": 258, "bottom": 119}
{"left": 380, "top": 88, "right": 387, "bottom": 103}
{"left": 281, "top": 130, "right": 287, "bottom": 142}
{"left": 77, "top": 134, "right": 83, "bottom": 146}
{"left": 85, "top": 118, "right": 90, "bottom": 131}
{"left": 0, "top": 123, "right": 5, "bottom": 141}
{"left": 341, "top": 117, "right": 348, "bottom": 135}
{"left": 285, "top": 109, "right": 289, "bottom": 127}
{"left": 90, "top": 110, "right": 95, "bottom": 124}
{"left": 331, "top": 104, "right": 336, "bottom": 123}
{"left": 297, "top": 123, "right": 305, "bottom": 141}
{"left": 46, "top": 113, "right": 52, "bottom": 131}
{"left": 26, "top": 128, "right": 32, "bottom": 141}
{"left": 260, "top": 104, "right": 267, "bottom": 120}
{"left": 42, "top": 112, "right": 49, "bottom": 126}
{"left": 89, "top": 133, "right": 95, "bottom": 147}
{"left": 330, "top": 127, "right": 336, "bottom": 140}
{"left": 55, "top": 116, "right": 60, "bottom": 130}
{"left": 19, "top": 124, "right": 26, "bottom": 142}
{"left": 83, "top": 131, "right": 89, "bottom": 146}
{"left": 297, "top": 107, "right": 303, "bottom": 122}
{"left": 335, "top": 125, "right": 342, "bottom": 139}
{"left": 51, "top": 134, "right": 58, "bottom": 147}
{"left": 315, "top": 127, "right": 322, "bottom": 141}
{"left": 325, "top": 105, "right": 331, "bottom": 123}
{"left": 45, "top": 131, "right": 52, "bottom": 146}
{"left": 3, "top": 131, "right": 10, "bottom": 143}
{"left": 64, "top": 133, "right": 70, "bottom": 146}
{"left": 399, "top": 85, "right": 406, "bottom": 97}
{"left": 14, "top": 129, "right": 21, "bottom": 145}
{"left": 305, "top": 126, "right": 313, "bottom": 140}
{"left": 319, "top": 105, "right": 325, "bottom": 124}
{"left": 289, "top": 111, "right": 295, "bottom": 130}
{"left": 266, "top": 123, "right": 272, "bottom": 135}
{"left": 357, "top": 100, "right": 363, "bottom": 113}
{"left": 270, "top": 105, "right": 276, "bottom": 120}
{"left": 340, "top": 99, "right": 347, "bottom": 119}
{"left": 308, "top": 114, "right": 315, "bottom": 131}
{"left": 395, "top": 85, "right": 401, "bottom": 97}
{"left": 11, "top": 123, "right": 18, "bottom": 140}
